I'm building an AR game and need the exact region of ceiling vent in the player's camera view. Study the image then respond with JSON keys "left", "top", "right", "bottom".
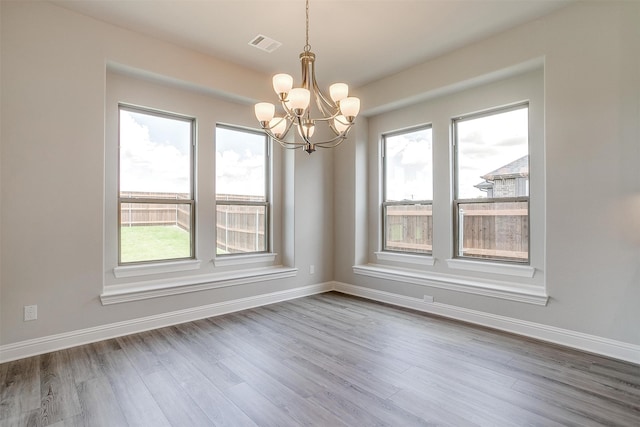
{"left": 248, "top": 34, "right": 282, "bottom": 53}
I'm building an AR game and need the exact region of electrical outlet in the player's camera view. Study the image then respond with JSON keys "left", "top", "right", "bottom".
{"left": 310, "top": 265, "right": 315, "bottom": 274}
{"left": 24, "top": 305, "right": 38, "bottom": 321}
{"left": 423, "top": 295, "right": 434, "bottom": 303}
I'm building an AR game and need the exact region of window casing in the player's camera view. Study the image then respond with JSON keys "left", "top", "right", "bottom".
{"left": 215, "top": 125, "right": 270, "bottom": 255}
{"left": 118, "top": 105, "right": 195, "bottom": 265}
{"left": 453, "top": 103, "right": 530, "bottom": 264}
{"left": 382, "top": 125, "right": 433, "bottom": 255}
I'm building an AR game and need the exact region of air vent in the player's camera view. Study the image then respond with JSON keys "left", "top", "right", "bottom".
{"left": 249, "top": 34, "right": 282, "bottom": 53}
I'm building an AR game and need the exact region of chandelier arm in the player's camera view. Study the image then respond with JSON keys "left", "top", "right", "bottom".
{"left": 279, "top": 99, "right": 295, "bottom": 119}
{"left": 310, "top": 61, "right": 339, "bottom": 116}
{"left": 261, "top": 116, "right": 296, "bottom": 140}
{"left": 309, "top": 128, "right": 352, "bottom": 146}
{"left": 307, "top": 115, "right": 338, "bottom": 123}
{"left": 328, "top": 121, "right": 341, "bottom": 136}
{"left": 263, "top": 125, "right": 306, "bottom": 148}
{"left": 329, "top": 115, "right": 350, "bottom": 135}
{"left": 296, "top": 114, "right": 312, "bottom": 146}
{"left": 276, "top": 140, "right": 306, "bottom": 150}
{"left": 313, "top": 136, "right": 348, "bottom": 149}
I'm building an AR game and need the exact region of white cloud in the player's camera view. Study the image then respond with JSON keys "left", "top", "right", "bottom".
{"left": 215, "top": 127, "right": 266, "bottom": 197}
{"left": 120, "top": 111, "right": 191, "bottom": 194}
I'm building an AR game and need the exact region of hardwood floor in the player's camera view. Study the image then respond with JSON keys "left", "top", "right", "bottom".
{"left": 1, "top": 292, "right": 639, "bottom": 426}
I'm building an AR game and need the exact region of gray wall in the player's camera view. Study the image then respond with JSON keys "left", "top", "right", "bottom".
{"left": 0, "top": 1, "right": 333, "bottom": 346}
{"left": 334, "top": 1, "right": 640, "bottom": 345}
{"left": 1, "top": 0, "right": 638, "bottom": 352}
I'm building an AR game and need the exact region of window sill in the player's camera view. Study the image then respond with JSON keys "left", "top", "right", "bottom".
{"left": 213, "top": 252, "right": 277, "bottom": 267}
{"left": 446, "top": 258, "right": 535, "bottom": 278}
{"left": 353, "top": 263, "right": 547, "bottom": 305}
{"left": 374, "top": 251, "right": 435, "bottom": 266}
{"left": 101, "top": 265, "right": 297, "bottom": 305}
{"left": 113, "top": 259, "right": 202, "bottom": 279}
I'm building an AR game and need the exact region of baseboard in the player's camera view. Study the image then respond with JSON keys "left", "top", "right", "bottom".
{"left": 0, "top": 282, "right": 333, "bottom": 363}
{"left": 332, "top": 282, "right": 640, "bottom": 365}
{"left": 3, "top": 280, "right": 637, "bottom": 365}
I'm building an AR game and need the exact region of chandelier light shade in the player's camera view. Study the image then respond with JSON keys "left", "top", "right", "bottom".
{"left": 254, "top": 0, "right": 360, "bottom": 154}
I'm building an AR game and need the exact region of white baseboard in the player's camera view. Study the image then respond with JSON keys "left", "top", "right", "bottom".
{"left": 2, "top": 280, "right": 638, "bottom": 365}
{"left": 332, "top": 282, "right": 640, "bottom": 365}
{"left": 0, "top": 282, "right": 332, "bottom": 363}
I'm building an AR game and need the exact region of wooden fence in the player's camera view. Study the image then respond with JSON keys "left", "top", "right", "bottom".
{"left": 120, "top": 192, "right": 265, "bottom": 254}
{"left": 385, "top": 202, "right": 528, "bottom": 261}
{"left": 120, "top": 192, "right": 191, "bottom": 231}
{"left": 216, "top": 204, "right": 265, "bottom": 254}
{"left": 121, "top": 193, "right": 528, "bottom": 259}
{"left": 385, "top": 205, "right": 433, "bottom": 253}
{"left": 458, "top": 202, "right": 528, "bottom": 261}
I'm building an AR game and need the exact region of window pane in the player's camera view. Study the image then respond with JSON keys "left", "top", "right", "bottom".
{"left": 457, "top": 201, "right": 528, "bottom": 262}
{"left": 216, "top": 204, "right": 266, "bottom": 254}
{"left": 118, "top": 107, "right": 194, "bottom": 265}
{"left": 384, "top": 127, "right": 433, "bottom": 201}
{"left": 384, "top": 204, "right": 432, "bottom": 253}
{"left": 456, "top": 107, "right": 528, "bottom": 199}
{"left": 120, "top": 202, "right": 192, "bottom": 263}
{"left": 120, "top": 109, "right": 192, "bottom": 196}
{"left": 216, "top": 126, "right": 266, "bottom": 202}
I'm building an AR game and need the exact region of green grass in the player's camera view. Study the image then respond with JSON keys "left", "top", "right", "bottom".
{"left": 121, "top": 225, "right": 191, "bottom": 263}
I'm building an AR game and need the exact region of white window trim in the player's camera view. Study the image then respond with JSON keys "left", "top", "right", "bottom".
{"left": 104, "top": 69, "right": 286, "bottom": 296}
{"left": 102, "top": 265, "right": 297, "bottom": 305}
{"left": 374, "top": 251, "right": 435, "bottom": 266}
{"left": 213, "top": 252, "right": 277, "bottom": 267}
{"left": 381, "top": 125, "right": 434, "bottom": 257}
{"left": 113, "top": 259, "right": 202, "bottom": 279}
{"left": 445, "top": 258, "right": 535, "bottom": 278}
{"left": 353, "top": 263, "right": 547, "bottom": 306}
{"left": 367, "top": 66, "right": 545, "bottom": 302}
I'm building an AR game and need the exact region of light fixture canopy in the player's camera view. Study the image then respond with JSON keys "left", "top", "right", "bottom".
{"left": 254, "top": 0, "right": 360, "bottom": 154}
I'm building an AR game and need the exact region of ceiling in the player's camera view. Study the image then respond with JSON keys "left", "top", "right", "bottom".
{"left": 51, "top": 0, "right": 571, "bottom": 88}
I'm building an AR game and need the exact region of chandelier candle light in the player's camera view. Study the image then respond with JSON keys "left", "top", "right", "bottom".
{"left": 254, "top": 0, "right": 360, "bottom": 154}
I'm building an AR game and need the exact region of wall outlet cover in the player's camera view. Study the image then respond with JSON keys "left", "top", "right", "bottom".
{"left": 24, "top": 305, "right": 38, "bottom": 321}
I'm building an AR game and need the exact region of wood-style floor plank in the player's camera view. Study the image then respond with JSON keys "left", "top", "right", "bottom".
{"left": 99, "top": 349, "right": 171, "bottom": 427}
{"left": 140, "top": 368, "right": 212, "bottom": 426}
{"left": 38, "top": 351, "right": 82, "bottom": 425}
{"left": 0, "top": 356, "right": 40, "bottom": 421}
{"left": 1, "top": 292, "right": 639, "bottom": 426}
{"left": 75, "top": 376, "right": 128, "bottom": 427}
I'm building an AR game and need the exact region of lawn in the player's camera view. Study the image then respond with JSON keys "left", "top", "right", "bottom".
{"left": 121, "top": 225, "right": 191, "bottom": 263}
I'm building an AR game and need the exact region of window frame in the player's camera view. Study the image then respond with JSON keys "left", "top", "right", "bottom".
{"left": 381, "top": 124, "right": 433, "bottom": 256}
{"left": 214, "top": 124, "right": 271, "bottom": 256}
{"left": 452, "top": 102, "right": 530, "bottom": 265}
{"left": 117, "top": 104, "right": 196, "bottom": 266}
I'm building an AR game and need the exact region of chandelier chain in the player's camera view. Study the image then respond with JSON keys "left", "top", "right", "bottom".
{"left": 304, "top": 0, "right": 311, "bottom": 52}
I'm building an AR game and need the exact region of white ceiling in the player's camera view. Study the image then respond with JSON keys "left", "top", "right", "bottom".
{"left": 51, "top": 0, "right": 571, "bottom": 88}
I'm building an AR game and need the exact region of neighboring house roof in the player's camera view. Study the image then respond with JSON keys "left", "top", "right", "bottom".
{"left": 474, "top": 180, "right": 494, "bottom": 191}
{"left": 481, "top": 155, "right": 529, "bottom": 180}
{"left": 474, "top": 155, "right": 529, "bottom": 191}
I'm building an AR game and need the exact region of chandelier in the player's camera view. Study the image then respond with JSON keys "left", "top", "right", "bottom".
{"left": 254, "top": 0, "right": 361, "bottom": 154}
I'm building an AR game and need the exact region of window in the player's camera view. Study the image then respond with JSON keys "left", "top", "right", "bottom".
{"left": 215, "top": 125, "right": 269, "bottom": 255}
{"left": 118, "top": 105, "right": 195, "bottom": 264}
{"left": 382, "top": 126, "right": 433, "bottom": 254}
{"left": 453, "top": 104, "right": 529, "bottom": 263}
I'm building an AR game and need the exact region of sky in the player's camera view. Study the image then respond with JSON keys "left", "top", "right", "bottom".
{"left": 119, "top": 110, "right": 191, "bottom": 194}
{"left": 385, "top": 106, "right": 528, "bottom": 202}
{"left": 215, "top": 126, "right": 266, "bottom": 198}
{"left": 120, "top": 106, "right": 527, "bottom": 201}
{"left": 385, "top": 127, "right": 433, "bottom": 201}
{"left": 120, "top": 111, "right": 267, "bottom": 198}
{"left": 456, "top": 106, "right": 529, "bottom": 199}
